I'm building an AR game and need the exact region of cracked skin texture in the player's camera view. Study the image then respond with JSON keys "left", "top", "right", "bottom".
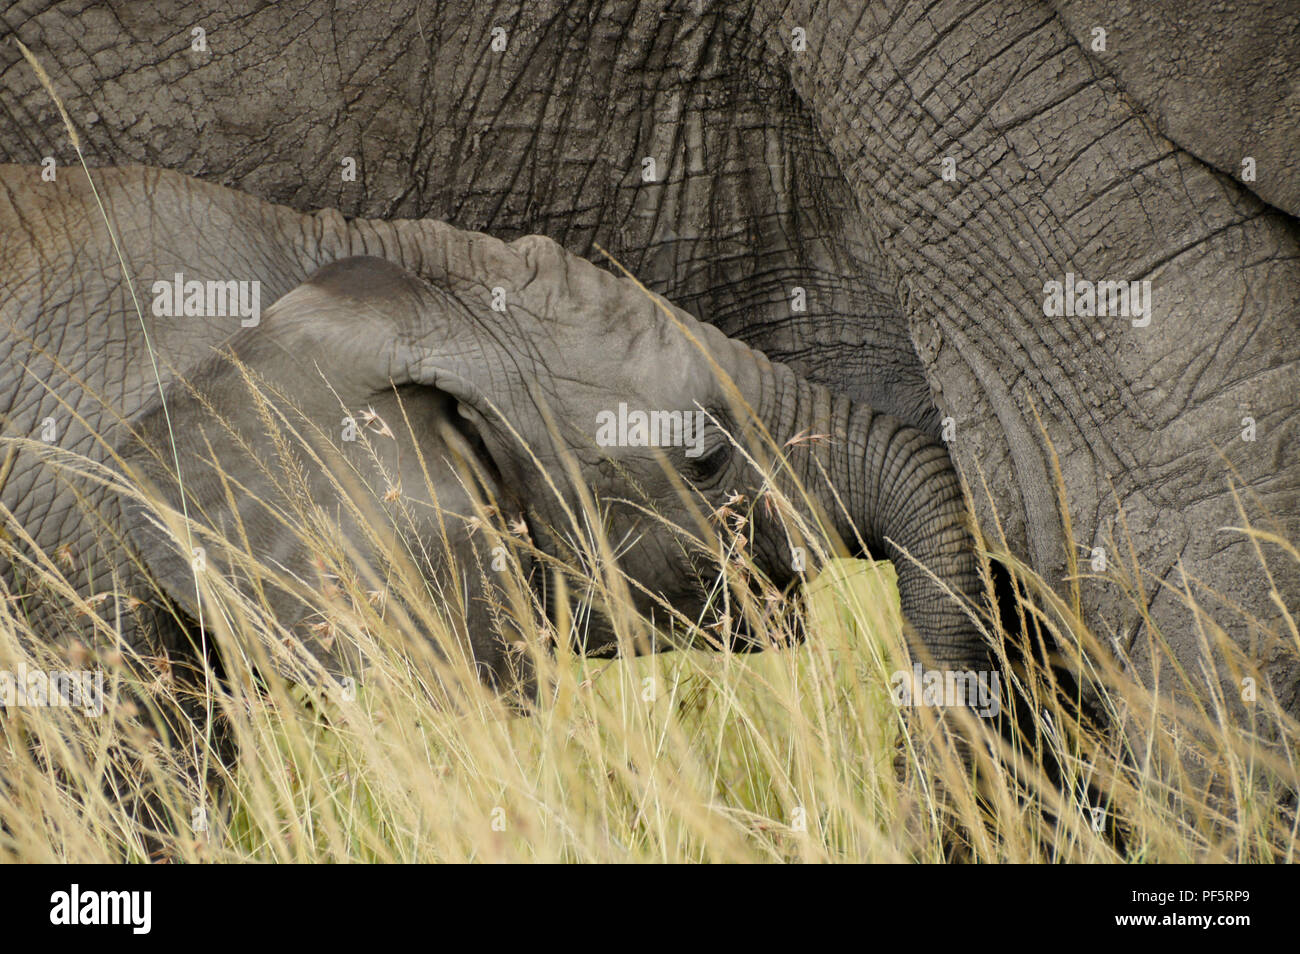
{"left": 752, "top": 0, "right": 1300, "bottom": 713}
{"left": 1, "top": 0, "right": 1298, "bottom": 712}
{"left": 0, "top": 0, "right": 938, "bottom": 434}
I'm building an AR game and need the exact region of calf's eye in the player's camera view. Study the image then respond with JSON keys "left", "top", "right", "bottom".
{"left": 688, "top": 441, "right": 731, "bottom": 481}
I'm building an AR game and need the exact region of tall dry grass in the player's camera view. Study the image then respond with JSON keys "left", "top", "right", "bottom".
{"left": 0, "top": 386, "right": 1295, "bottom": 863}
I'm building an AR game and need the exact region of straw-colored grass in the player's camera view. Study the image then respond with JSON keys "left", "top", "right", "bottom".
{"left": 0, "top": 399, "right": 1295, "bottom": 863}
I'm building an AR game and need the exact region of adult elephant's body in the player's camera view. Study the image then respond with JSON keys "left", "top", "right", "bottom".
{"left": 2, "top": 0, "right": 1297, "bottom": 710}
{"left": 760, "top": 0, "right": 1300, "bottom": 713}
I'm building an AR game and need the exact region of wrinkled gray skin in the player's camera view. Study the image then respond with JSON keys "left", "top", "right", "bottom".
{"left": 0, "top": 166, "right": 984, "bottom": 691}
{"left": 2, "top": 0, "right": 1298, "bottom": 713}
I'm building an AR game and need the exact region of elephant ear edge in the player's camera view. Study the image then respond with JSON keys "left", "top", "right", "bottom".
{"left": 116, "top": 395, "right": 206, "bottom": 625}
{"left": 112, "top": 361, "right": 357, "bottom": 683}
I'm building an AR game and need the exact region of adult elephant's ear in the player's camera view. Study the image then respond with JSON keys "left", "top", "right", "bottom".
{"left": 114, "top": 256, "right": 499, "bottom": 684}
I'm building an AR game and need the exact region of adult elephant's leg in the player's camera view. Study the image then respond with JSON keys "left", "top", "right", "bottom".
{"left": 753, "top": 0, "right": 1300, "bottom": 710}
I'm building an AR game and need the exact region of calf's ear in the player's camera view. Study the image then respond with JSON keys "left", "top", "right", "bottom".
{"left": 114, "top": 256, "right": 498, "bottom": 683}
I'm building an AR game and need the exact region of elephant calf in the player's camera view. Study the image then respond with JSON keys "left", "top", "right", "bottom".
{"left": 0, "top": 165, "right": 989, "bottom": 697}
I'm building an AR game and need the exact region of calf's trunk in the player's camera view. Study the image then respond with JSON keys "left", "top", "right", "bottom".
{"left": 753, "top": 357, "right": 988, "bottom": 672}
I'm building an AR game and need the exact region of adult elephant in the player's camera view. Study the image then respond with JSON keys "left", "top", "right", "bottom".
{"left": 2, "top": 0, "right": 1297, "bottom": 711}
{"left": 0, "top": 165, "right": 985, "bottom": 692}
